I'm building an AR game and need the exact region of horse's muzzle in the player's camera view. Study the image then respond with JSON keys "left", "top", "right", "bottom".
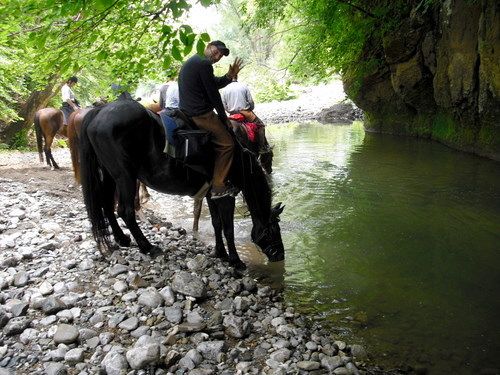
{"left": 263, "top": 243, "right": 285, "bottom": 262}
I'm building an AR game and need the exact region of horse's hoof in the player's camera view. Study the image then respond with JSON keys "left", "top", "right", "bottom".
{"left": 108, "top": 243, "right": 120, "bottom": 253}
{"left": 116, "top": 235, "right": 131, "bottom": 247}
{"left": 147, "top": 246, "right": 163, "bottom": 258}
{"left": 215, "top": 249, "right": 229, "bottom": 260}
{"left": 229, "top": 258, "right": 247, "bottom": 270}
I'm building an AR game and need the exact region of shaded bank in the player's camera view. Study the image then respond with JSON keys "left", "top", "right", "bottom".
{"left": 344, "top": 0, "right": 499, "bottom": 161}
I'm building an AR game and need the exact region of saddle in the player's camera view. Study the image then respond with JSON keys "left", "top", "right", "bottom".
{"left": 159, "top": 108, "right": 211, "bottom": 172}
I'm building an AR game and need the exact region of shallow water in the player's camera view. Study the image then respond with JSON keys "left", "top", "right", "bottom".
{"left": 150, "top": 122, "right": 500, "bottom": 374}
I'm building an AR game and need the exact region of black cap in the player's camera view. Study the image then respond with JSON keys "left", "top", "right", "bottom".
{"left": 208, "top": 40, "right": 229, "bottom": 56}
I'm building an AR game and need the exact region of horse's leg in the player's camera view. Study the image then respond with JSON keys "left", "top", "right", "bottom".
{"left": 48, "top": 147, "right": 60, "bottom": 170}
{"left": 193, "top": 197, "right": 203, "bottom": 232}
{"left": 206, "top": 197, "right": 229, "bottom": 260}
{"left": 44, "top": 131, "right": 60, "bottom": 170}
{"left": 217, "top": 196, "right": 246, "bottom": 270}
{"left": 139, "top": 182, "right": 150, "bottom": 205}
{"left": 43, "top": 133, "right": 54, "bottom": 169}
{"left": 101, "top": 172, "right": 131, "bottom": 248}
{"left": 115, "top": 175, "right": 161, "bottom": 256}
{"left": 134, "top": 180, "right": 141, "bottom": 211}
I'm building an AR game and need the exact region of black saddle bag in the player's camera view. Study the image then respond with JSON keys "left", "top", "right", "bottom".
{"left": 174, "top": 129, "right": 210, "bottom": 165}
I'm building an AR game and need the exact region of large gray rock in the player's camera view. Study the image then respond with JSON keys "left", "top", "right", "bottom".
{"left": 321, "top": 355, "right": 342, "bottom": 371}
{"left": 269, "top": 348, "right": 291, "bottom": 363}
{"left": 44, "top": 362, "right": 67, "bottom": 375}
{"left": 0, "top": 309, "right": 9, "bottom": 328}
{"left": 40, "top": 296, "right": 67, "bottom": 315}
{"left": 126, "top": 336, "right": 160, "bottom": 370}
{"left": 159, "top": 286, "right": 175, "bottom": 305}
{"left": 13, "top": 271, "right": 29, "bottom": 287}
{"left": 171, "top": 271, "right": 206, "bottom": 298}
{"left": 118, "top": 317, "right": 139, "bottom": 331}
{"left": 196, "top": 341, "right": 227, "bottom": 361}
{"left": 138, "top": 287, "right": 164, "bottom": 308}
{"left": 223, "top": 314, "right": 250, "bottom": 338}
{"left": 297, "top": 360, "right": 320, "bottom": 370}
{"left": 64, "top": 348, "right": 85, "bottom": 364}
{"left": 3, "top": 316, "right": 31, "bottom": 336}
{"left": 101, "top": 350, "right": 129, "bottom": 375}
{"left": 53, "top": 324, "right": 79, "bottom": 344}
{"left": 165, "top": 306, "right": 183, "bottom": 324}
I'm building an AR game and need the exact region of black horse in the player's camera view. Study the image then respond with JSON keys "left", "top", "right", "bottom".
{"left": 79, "top": 99, "right": 284, "bottom": 269}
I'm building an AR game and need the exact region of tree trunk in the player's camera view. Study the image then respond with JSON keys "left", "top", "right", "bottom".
{"left": 0, "top": 75, "right": 61, "bottom": 145}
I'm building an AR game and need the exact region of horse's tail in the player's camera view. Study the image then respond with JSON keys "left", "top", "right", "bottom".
{"left": 79, "top": 107, "right": 111, "bottom": 249}
{"left": 34, "top": 111, "right": 43, "bottom": 163}
{"left": 67, "top": 121, "right": 80, "bottom": 183}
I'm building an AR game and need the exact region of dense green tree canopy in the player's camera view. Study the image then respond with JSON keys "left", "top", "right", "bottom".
{"left": 246, "top": 0, "right": 421, "bottom": 83}
{"left": 0, "top": 0, "right": 213, "bottom": 126}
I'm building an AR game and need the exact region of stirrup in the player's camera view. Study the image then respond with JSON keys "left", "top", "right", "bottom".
{"left": 210, "top": 186, "right": 239, "bottom": 199}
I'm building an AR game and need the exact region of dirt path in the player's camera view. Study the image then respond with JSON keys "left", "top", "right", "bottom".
{"left": 0, "top": 149, "right": 79, "bottom": 200}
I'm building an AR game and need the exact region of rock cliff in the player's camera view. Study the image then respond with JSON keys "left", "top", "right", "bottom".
{"left": 344, "top": 0, "right": 499, "bottom": 160}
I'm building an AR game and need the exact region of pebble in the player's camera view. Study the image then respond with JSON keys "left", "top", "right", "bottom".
{"left": 53, "top": 324, "right": 79, "bottom": 344}
{"left": 0, "top": 170, "right": 382, "bottom": 375}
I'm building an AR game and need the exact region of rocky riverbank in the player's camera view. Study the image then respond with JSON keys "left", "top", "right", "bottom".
{"left": 255, "top": 80, "right": 363, "bottom": 125}
{"left": 0, "top": 149, "right": 407, "bottom": 375}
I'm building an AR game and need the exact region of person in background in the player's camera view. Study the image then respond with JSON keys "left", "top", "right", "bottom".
{"left": 159, "top": 82, "right": 170, "bottom": 110}
{"left": 159, "top": 72, "right": 179, "bottom": 110}
{"left": 61, "top": 76, "right": 80, "bottom": 125}
{"left": 163, "top": 80, "right": 179, "bottom": 110}
{"left": 178, "top": 40, "right": 243, "bottom": 199}
{"left": 222, "top": 78, "right": 270, "bottom": 152}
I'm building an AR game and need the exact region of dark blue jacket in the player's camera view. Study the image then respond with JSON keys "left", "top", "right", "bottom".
{"left": 178, "top": 54, "right": 231, "bottom": 122}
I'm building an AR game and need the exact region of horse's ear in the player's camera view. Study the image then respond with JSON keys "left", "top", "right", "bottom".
{"left": 272, "top": 202, "right": 285, "bottom": 216}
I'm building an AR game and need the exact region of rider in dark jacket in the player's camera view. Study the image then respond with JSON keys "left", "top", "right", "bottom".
{"left": 178, "top": 40, "right": 243, "bottom": 199}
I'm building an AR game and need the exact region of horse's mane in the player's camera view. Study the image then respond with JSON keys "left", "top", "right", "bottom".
{"left": 232, "top": 141, "right": 272, "bottom": 220}
{"left": 117, "top": 91, "right": 134, "bottom": 101}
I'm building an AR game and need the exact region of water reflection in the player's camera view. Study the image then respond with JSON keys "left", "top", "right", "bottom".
{"left": 149, "top": 121, "right": 500, "bottom": 374}
{"left": 271, "top": 123, "right": 500, "bottom": 374}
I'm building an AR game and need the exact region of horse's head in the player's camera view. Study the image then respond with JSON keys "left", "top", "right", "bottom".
{"left": 259, "top": 148, "right": 273, "bottom": 174}
{"left": 252, "top": 202, "right": 285, "bottom": 262}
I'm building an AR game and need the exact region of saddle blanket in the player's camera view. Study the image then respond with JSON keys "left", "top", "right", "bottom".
{"left": 228, "top": 113, "right": 260, "bottom": 143}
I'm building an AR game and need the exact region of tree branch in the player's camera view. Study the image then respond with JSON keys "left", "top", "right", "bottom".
{"left": 337, "top": 0, "right": 376, "bottom": 18}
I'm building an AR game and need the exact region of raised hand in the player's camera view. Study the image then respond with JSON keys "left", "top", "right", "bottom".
{"left": 227, "top": 57, "right": 244, "bottom": 80}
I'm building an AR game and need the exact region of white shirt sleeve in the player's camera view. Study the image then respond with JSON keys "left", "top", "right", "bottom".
{"left": 61, "top": 84, "right": 71, "bottom": 101}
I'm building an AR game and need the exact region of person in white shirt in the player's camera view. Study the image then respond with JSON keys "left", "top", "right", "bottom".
{"left": 164, "top": 81, "right": 179, "bottom": 109}
{"left": 221, "top": 80, "right": 254, "bottom": 115}
{"left": 61, "top": 76, "right": 80, "bottom": 125}
{"left": 221, "top": 79, "right": 269, "bottom": 152}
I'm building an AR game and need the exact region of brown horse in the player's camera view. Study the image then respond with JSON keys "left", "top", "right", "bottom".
{"left": 34, "top": 108, "right": 67, "bottom": 169}
{"left": 67, "top": 108, "right": 92, "bottom": 183}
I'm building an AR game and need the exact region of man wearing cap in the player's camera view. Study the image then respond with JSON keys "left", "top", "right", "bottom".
{"left": 178, "top": 40, "right": 243, "bottom": 199}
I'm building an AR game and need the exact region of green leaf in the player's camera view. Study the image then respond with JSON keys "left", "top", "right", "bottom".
{"left": 179, "top": 31, "right": 188, "bottom": 45}
{"left": 196, "top": 39, "right": 205, "bottom": 55}
{"left": 171, "top": 45, "right": 182, "bottom": 61}
{"left": 183, "top": 44, "right": 192, "bottom": 55}
{"left": 200, "top": 32, "right": 210, "bottom": 42}
{"left": 96, "top": 0, "right": 114, "bottom": 11}
{"left": 199, "top": 0, "right": 213, "bottom": 6}
{"left": 162, "top": 55, "right": 172, "bottom": 70}
{"left": 180, "top": 25, "right": 193, "bottom": 34}
{"left": 97, "top": 50, "right": 108, "bottom": 61}
{"left": 161, "top": 25, "right": 172, "bottom": 36}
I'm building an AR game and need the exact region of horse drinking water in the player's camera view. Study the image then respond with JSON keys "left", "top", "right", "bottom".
{"left": 79, "top": 99, "right": 284, "bottom": 269}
